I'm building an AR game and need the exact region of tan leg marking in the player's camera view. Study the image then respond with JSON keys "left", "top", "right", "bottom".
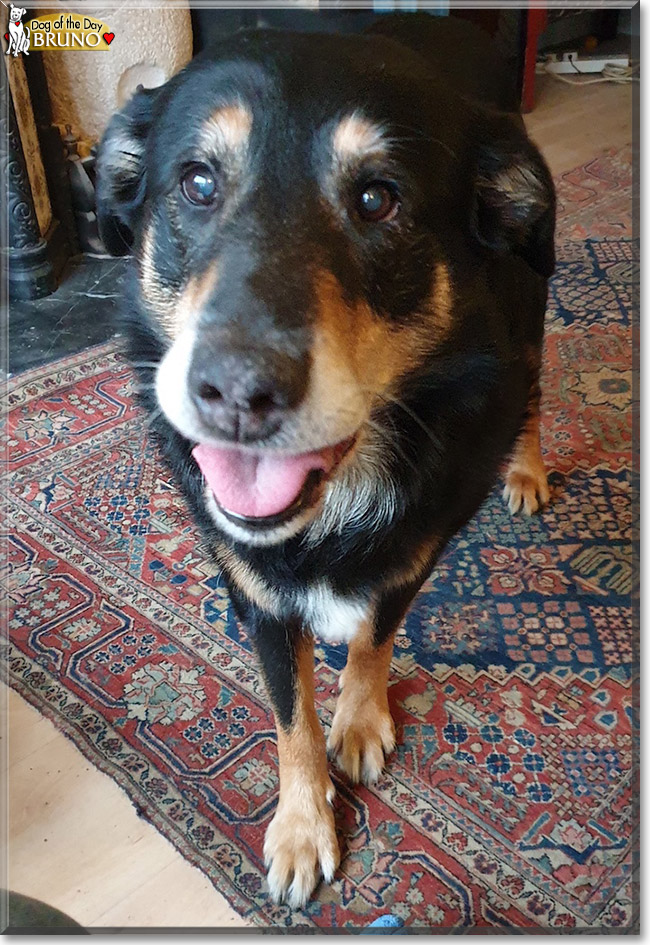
{"left": 264, "top": 634, "right": 339, "bottom": 909}
{"left": 503, "top": 402, "right": 550, "bottom": 516}
{"left": 327, "top": 620, "right": 396, "bottom": 785}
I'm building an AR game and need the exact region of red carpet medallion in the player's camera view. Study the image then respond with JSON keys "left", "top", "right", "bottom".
{"left": 5, "top": 148, "right": 636, "bottom": 930}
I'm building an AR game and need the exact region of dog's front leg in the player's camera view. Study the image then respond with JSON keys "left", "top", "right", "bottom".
{"left": 238, "top": 599, "right": 339, "bottom": 908}
{"left": 503, "top": 346, "right": 549, "bottom": 515}
{"left": 328, "top": 583, "right": 420, "bottom": 785}
{"left": 328, "top": 619, "right": 396, "bottom": 785}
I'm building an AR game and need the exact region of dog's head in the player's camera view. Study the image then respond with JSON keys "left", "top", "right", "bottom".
{"left": 9, "top": 6, "right": 25, "bottom": 24}
{"left": 97, "top": 30, "right": 554, "bottom": 545}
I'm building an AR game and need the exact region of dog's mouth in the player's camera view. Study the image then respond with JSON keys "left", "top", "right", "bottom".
{"left": 192, "top": 437, "right": 356, "bottom": 530}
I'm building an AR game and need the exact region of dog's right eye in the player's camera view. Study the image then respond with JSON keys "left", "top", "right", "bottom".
{"left": 180, "top": 164, "right": 219, "bottom": 207}
{"left": 356, "top": 181, "right": 400, "bottom": 224}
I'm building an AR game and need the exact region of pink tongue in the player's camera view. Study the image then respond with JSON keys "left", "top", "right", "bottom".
{"left": 192, "top": 443, "right": 336, "bottom": 519}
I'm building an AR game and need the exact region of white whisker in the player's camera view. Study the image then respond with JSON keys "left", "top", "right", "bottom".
{"left": 373, "top": 390, "right": 442, "bottom": 455}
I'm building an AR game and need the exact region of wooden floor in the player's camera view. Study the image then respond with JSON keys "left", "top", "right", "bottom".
{"left": 524, "top": 73, "right": 634, "bottom": 176}
{"left": 7, "top": 689, "right": 247, "bottom": 929}
{"left": 6, "top": 75, "right": 633, "bottom": 931}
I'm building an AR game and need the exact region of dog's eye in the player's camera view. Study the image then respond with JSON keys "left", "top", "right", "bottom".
{"left": 180, "top": 164, "right": 219, "bottom": 207}
{"left": 357, "top": 182, "right": 399, "bottom": 223}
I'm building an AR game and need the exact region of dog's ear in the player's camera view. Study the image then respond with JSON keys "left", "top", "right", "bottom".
{"left": 96, "top": 86, "right": 160, "bottom": 256}
{"left": 471, "top": 115, "right": 556, "bottom": 278}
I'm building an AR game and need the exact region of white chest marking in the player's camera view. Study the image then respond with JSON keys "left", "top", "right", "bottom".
{"left": 297, "top": 582, "right": 370, "bottom": 644}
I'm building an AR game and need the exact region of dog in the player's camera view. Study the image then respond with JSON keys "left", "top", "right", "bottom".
{"left": 97, "top": 14, "right": 554, "bottom": 909}
{"left": 6, "top": 5, "right": 29, "bottom": 57}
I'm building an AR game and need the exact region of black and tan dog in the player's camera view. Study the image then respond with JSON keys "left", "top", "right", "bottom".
{"left": 97, "top": 14, "right": 554, "bottom": 908}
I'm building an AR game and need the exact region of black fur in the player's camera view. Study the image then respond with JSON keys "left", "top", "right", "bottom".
{"left": 229, "top": 584, "right": 299, "bottom": 731}
{"left": 97, "top": 15, "right": 555, "bottom": 732}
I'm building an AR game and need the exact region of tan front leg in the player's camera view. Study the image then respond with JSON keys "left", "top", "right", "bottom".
{"left": 503, "top": 385, "right": 550, "bottom": 516}
{"left": 328, "top": 620, "right": 396, "bottom": 785}
{"left": 263, "top": 633, "right": 339, "bottom": 909}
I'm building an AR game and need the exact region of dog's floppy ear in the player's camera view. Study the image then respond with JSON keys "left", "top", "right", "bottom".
{"left": 471, "top": 115, "right": 556, "bottom": 278}
{"left": 96, "top": 86, "right": 160, "bottom": 256}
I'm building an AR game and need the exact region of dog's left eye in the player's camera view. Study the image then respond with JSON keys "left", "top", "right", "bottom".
{"left": 356, "top": 182, "right": 399, "bottom": 223}
{"left": 180, "top": 164, "right": 219, "bottom": 207}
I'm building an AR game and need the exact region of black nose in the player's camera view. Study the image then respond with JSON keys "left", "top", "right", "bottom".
{"left": 189, "top": 342, "right": 308, "bottom": 442}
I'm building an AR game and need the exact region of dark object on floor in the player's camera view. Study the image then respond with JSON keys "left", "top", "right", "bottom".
{"left": 2, "top": 60, "right": 55, "bottom": 303}
{"left": 22, "top": 41, "right": 80, "bottom": 266}
{"left": 5, "top": 891, "right": 87, "bottom": 933}
{"left": 63, "top": 127, "right": 105, "bottom": 256}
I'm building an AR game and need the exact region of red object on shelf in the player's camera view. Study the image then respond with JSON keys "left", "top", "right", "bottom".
{"left": 521, "top": 6, "right": 548, "bottom": 113}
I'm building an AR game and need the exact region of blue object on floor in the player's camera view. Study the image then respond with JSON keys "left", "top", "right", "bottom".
{"left": 363, "top": 914, "right": 404, "bottom": 933}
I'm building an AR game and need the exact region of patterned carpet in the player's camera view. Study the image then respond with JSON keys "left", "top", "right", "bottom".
{"left": 5, "top": 148, "right": 637, "bottom": 930}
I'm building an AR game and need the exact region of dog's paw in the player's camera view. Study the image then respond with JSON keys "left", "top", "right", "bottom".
{"left": 503, "top": 462, "right": 550, "bottom": 516}
{"left": 328, "top": 694, "right": 395, "bottom": 785}
{"left": 264, "top": 778, "right": 339, "bottom": 910}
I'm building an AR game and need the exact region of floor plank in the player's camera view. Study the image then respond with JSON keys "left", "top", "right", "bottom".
{"left": 525, "top": 74, "right": 633, "bottom": 175}
{"left": 7, "top": 689, "right": 243, "bottom": 930}
{"left": 94, "top": 857, "right": 249, "bottom": 929}
{"left": 7, "top": 687, "right": 61, "bottom": 768}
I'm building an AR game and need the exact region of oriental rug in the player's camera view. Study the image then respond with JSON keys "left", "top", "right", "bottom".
{"left": 4, "top": 147, "right": 637, "bottom": 930}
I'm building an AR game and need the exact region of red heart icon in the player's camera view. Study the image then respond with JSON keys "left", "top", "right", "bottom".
{"left": 103, "top": 32, "right": 114, "bottom": 45}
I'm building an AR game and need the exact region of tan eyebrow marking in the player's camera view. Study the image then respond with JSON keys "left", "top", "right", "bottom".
{"left": 332, "top": 112, "right": 388, "bottom": 165}
{"left": 200, "top": 103, "right": 253, "bottom": 153}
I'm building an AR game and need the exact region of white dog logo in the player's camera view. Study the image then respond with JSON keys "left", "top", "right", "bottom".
{"left": 6, "top": 5, "right": 30, "bottom": 57}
